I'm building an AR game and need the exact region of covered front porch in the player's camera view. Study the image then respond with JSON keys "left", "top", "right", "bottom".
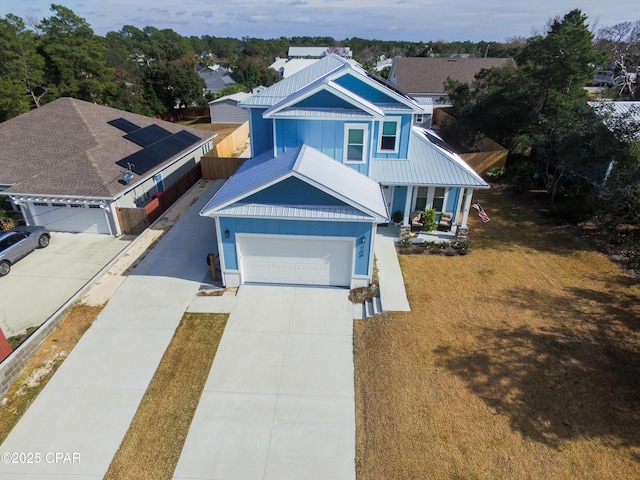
{"left": 382, "top": 184, "right": 478, "bottom": 234}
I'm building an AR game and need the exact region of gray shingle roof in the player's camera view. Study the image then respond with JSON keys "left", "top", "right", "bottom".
{"left": 0, "top": 98, "right": 215, "bottom": 198}
{"left": 391, "top": 57, "right": 514, "bottom": 95}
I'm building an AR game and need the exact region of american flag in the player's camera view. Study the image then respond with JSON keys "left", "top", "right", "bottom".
{"left": 472, "top": 201, "right": 490, "bottom": 223}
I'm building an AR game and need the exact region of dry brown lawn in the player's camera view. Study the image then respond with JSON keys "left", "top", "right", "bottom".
{"left": 355, "top": 188, "right": 640, "bottom": 479}
{"left": 105, "top": 312, "right": 227, "bottom": 480}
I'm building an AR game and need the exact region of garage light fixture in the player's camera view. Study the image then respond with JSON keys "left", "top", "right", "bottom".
{"left": 359, "top": 235, "right": 366, "bottom": 245}
{"left": 224, "top": 229, "right": 230, "bottom": 238}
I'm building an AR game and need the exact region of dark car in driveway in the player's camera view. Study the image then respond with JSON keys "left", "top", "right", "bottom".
{"left": 0, "top": 226, "right": 50, "bottom": 276}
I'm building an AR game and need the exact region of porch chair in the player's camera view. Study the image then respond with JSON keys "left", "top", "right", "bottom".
{"left": 438, "top": 212, "right": 453, "bottom": 231}
{"left": 410, "top": 211, "right": 423, "bottom": 231}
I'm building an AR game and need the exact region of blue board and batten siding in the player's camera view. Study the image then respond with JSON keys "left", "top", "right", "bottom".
{"left": 390, "top": 186, "right": 407, "bottom": 216}
{"left": 250, "top": 108, "right": 273, "bottom": 156}
{"left": 219, "top": 217, "right": 373, "bottom": 276}
{"left": 244, "top": 176, "right": 346, "bottom": 206}
{"left": 372, "top": 114, "right": 413, "bottom": 159}
{"left": 274, "top": 119, "right": 369, "bottom": 176}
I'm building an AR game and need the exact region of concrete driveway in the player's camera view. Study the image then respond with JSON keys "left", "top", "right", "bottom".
{"left": 174, "top": 285, "right": 356, "bottom": 480}
{"left": 0, "top": 232, "right": 133, "bottom": 337}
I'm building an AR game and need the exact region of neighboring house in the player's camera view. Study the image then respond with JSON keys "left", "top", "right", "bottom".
{"left": 589, "top": 101, "right": 640, "bottom": 186}
{"left": 374, "top": 55, "right": 394, "bottom": 72}
{"left": 270, "top": 58, "right": 320, "bottom": 79}
{"left": 209, "top": 92, "right": 252, "bottom": 124}
{"left": 198, "top": 64, "right": 236, "bottom": 96}
{"left": 592, "top": 101, "right": 640, "bottom": 137}
{"left": 0, "top": 98, "right": 215, "bottom": 235}
{"left": 288, "top": 46, "right": 352, "bottom": 59}
{"left": 388, "top": 57, "right": 513, "bottom": 105}
{"left": 200, "top": 54, "right": 488, "bottom": 289}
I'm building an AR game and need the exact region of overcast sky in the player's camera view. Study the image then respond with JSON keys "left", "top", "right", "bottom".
{"left": 2, "top": 1, "right": 637, "bottom": 42}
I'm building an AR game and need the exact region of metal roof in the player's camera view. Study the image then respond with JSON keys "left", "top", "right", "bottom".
{"left": 213, "top": 204, "right": 373, "bottom": 221}
{"left": 200, "top": 144, "right": 389, "bottom": 222}
{"left": 241, "top": 55, "right": 348, "bottom": 108}
{"left": 265, "top": 108, "right": 374, "bottom": 119}
{"left": 241, "top": 54, "right": 420, "bottom": 114}
{"left": 590, "top": 101, "right": 640, "bottom": 139}
{"left": 264, "top": 79, "right": 385, "bottom": 119}
{"left": 369, "top": 127, "right": 490, "bottom": 188}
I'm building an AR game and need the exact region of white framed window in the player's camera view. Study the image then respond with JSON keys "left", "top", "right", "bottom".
{"left": 344, "top": 123, "right": 368, "bottom": 163}
{"left": 414, "top": 187, "right": 428, "bottom": 211}
{"left": 378, "top": 118, "right": 400, "bottom": 153}
{"left": 414, "top": 186, "right": 448, "bottom": 212}
{"left": 432, "top": 187, "right": 446, "bottom": 212}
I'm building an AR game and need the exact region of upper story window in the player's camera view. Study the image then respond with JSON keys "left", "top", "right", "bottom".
{"left": 378, "top": 118, "right": 400, "bottom": 153}
{"left": 344, "top": 123, "right": 368, "bottom": 163}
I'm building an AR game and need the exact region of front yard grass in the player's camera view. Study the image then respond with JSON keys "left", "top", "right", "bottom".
{"left": 104, "top": 312, "right": 227, "bottom": 480}
{"left": 355, "top": 187, "right": 640, "bottom": 479}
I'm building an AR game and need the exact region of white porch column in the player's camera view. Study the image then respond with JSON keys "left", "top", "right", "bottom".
{"left": 402, "top": 186, "right": 414, "bottom": 225}
{"left": 460, "top": 188, "right": 474, "bottom": 229}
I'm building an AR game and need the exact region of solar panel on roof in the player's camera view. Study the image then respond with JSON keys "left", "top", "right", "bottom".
{"left": 108, "top": 118, "right": 140, "bottom": 133}
{"left": 115, "top": 130, "right": 202, "bottom": 175}
{"left": 423, "top": 130, "right": 456, "bottom": 154}
{"left": 124, "top": 124, "right": 172, "bottom": 147}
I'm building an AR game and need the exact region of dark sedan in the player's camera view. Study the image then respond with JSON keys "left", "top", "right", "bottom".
{"left": 0, "top": 226, "right": 50, "bottom": 277}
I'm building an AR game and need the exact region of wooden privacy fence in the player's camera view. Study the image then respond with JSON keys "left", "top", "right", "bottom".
{"left": 201, "top": 155, "right": 245, "bottom": 180}
{"left": 211, "top": 122, "right": 249, "bottom": 158}
{"left": 433, "top": 108, "right": 508, "bottom": 175}
{"left": 117, "top": 163, "right": 202, "bottom": 235}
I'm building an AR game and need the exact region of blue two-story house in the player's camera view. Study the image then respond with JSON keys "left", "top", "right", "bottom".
{"left": 200, "top": 54, "right": 488, "bottom": 289}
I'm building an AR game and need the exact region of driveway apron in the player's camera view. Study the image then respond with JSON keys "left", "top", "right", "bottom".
{"left": 173, "top": 284, "right": 356, "bottom": 480}
{"left": 0, "top": 181, "right": 222, "bottom": 479}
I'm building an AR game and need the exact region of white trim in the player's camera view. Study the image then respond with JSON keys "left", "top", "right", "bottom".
{"left": 343, "top": 123, "right": 369, "bottom": 164}
{"left": 377, "top": 117, "right": 401, "bottom": 154}
{"left": 453, "top": 187, "right": 464, "bottom": 226}
{"left": 403, "top": 186, "right": 414, "bottom": 225}
{"left": 460, "top": 188, "right": 474, "bottom": 229}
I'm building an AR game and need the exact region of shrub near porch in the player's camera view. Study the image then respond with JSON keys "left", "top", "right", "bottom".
{"left": 355, "top": 188, "right": 640, "bottom": 479}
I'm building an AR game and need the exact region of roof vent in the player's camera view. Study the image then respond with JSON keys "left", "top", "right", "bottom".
{"left": 121, "top": 163, "right": 135, "bottom": 184}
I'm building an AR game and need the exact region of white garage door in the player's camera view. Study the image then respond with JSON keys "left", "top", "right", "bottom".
{"left": 29, "top": 203, "right": 111, "bottom": 234}
{"left": 238, "top": 235, "right": 353, "bottom": 287}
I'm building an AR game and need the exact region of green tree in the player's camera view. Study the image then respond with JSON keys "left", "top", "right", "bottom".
{"left": 142, "top": 56, "right": 206, "bottom": 113}
{"left": 446, "top": 10, "right": 609, "bottom": 203}
{"left": 518, "top": 10, "right": 605, "bottom": 98}
{"left": 38, "top": 4, "right": 115, "bottom": 103}
{"left": 231, "top": 56, "right": 276, "bottom": 90}
{"left": 0, "top": 14, "right": 46, "bottom": 118}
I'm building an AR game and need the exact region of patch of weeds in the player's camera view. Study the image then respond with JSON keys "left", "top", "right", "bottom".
{"left": 349, "top": 284, "right": 380, "bottom": 304}
{"left": 477, "top": 268, "right": 496, "bottom": 278}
